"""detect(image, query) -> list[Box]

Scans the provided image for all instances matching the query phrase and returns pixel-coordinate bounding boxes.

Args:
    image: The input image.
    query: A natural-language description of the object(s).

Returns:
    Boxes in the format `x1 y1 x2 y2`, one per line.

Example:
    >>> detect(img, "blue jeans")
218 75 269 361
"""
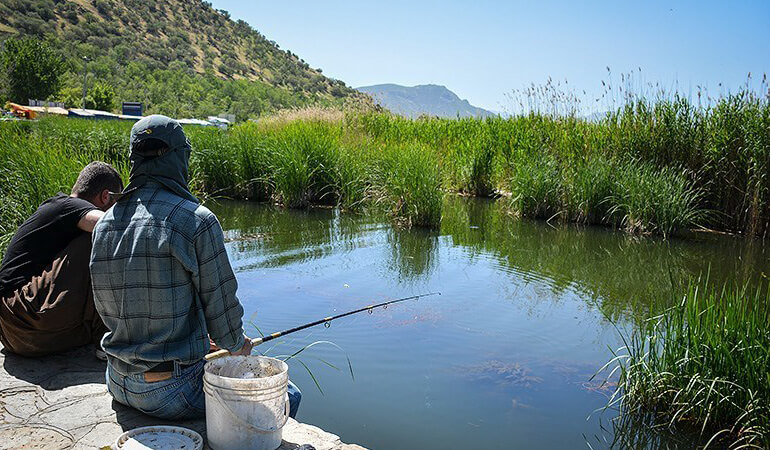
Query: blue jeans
107 360 302 420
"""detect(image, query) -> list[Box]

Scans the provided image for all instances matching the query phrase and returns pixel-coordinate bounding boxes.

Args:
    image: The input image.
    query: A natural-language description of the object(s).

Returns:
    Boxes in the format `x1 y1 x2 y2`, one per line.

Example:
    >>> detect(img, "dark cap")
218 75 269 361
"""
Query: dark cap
130 115 190 157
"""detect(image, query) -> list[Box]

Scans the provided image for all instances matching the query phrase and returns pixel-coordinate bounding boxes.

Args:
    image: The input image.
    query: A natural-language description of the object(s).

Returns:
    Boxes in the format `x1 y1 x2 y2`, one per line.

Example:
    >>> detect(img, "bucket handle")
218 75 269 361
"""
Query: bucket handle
210 388 290 434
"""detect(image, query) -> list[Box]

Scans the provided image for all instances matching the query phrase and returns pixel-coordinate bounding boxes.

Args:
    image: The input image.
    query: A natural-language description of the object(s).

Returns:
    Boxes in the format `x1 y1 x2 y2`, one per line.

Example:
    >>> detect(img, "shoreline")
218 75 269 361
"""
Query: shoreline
0 343 365 450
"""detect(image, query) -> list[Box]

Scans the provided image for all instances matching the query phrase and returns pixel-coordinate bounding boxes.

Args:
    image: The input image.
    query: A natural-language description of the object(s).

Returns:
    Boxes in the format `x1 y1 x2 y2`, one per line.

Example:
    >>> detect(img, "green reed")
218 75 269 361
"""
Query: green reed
357 88 769 237
600 281 770 448
1 86 767 252
0 119 131 250
372 143 443 228
0 115 446 256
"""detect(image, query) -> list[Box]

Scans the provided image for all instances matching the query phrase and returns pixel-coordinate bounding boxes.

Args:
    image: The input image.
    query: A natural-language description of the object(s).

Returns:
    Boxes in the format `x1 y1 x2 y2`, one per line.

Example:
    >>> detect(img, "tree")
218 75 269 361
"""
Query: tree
0 37 66 103
89 80 115 111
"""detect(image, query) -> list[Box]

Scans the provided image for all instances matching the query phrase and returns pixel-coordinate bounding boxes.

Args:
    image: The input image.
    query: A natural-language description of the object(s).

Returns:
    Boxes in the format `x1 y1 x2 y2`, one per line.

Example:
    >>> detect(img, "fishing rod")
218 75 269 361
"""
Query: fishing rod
205 292 441 361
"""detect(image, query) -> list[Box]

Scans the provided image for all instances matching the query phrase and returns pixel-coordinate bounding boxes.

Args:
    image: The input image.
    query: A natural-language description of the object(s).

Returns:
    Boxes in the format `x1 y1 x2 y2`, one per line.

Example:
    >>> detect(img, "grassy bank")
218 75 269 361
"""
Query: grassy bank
0 113 444 252
192 90 770 237
1 89 768 252
356 90 769 237
603 281 770 448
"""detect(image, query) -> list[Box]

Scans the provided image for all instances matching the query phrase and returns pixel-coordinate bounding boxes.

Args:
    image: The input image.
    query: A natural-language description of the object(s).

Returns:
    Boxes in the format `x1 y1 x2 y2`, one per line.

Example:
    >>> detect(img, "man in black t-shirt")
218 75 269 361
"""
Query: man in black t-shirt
0 161 123 356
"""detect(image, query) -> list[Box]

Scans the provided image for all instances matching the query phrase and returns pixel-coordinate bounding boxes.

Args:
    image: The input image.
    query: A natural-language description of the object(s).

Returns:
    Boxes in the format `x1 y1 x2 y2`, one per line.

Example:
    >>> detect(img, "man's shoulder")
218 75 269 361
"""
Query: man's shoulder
161 193 215 223
38 193 89 212
21 194 93 230
136 188 217 231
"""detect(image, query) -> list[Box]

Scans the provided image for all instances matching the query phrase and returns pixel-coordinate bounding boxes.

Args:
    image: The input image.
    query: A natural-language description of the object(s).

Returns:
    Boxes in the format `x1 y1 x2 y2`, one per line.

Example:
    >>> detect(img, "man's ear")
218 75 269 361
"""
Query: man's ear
100 189 112 208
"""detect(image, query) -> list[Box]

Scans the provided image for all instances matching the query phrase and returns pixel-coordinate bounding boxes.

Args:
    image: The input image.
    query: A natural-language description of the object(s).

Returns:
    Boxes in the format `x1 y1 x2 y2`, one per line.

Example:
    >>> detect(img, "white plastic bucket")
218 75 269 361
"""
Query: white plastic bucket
203 356 290 450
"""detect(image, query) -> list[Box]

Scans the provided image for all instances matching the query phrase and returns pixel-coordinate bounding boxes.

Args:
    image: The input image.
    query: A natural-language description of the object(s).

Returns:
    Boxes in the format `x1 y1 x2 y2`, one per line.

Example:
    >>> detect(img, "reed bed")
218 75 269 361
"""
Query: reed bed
355 89 769 237
0 114 446 255
1 87 767 253
602 281 770 448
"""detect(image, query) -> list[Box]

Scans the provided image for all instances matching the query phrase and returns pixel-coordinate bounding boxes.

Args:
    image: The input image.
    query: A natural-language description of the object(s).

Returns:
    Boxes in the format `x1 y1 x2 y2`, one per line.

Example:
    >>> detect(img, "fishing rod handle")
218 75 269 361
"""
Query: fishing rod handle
204 348 231 361
203 336 267 361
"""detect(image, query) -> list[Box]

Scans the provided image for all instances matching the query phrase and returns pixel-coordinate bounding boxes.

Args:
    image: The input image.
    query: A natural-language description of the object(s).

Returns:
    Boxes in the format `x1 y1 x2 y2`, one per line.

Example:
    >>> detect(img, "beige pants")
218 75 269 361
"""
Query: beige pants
0 233 107 356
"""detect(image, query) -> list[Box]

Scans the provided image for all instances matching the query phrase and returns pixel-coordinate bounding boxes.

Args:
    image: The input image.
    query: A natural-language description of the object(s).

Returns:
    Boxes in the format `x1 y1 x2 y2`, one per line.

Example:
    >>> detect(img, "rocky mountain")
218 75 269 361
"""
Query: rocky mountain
356 84 495 119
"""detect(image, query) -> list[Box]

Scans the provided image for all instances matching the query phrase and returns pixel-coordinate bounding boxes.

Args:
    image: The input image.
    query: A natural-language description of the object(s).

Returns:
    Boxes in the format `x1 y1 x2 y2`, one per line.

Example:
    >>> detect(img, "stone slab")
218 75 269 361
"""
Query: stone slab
0 344 365 450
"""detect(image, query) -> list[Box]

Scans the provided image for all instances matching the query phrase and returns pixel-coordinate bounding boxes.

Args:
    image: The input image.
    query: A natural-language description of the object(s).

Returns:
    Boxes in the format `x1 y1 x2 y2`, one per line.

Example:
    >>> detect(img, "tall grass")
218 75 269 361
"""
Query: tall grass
601 281 770 448
190 117 441 222
1 85 768 252
0 120 131 250
355 88 769 237
268 121 342 208
0 114 447 256
373 143 443 228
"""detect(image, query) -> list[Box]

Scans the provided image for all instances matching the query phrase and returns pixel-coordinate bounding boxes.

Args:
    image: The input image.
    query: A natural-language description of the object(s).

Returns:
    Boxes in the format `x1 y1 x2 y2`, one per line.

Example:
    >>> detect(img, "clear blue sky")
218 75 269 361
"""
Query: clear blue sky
209 0 769 112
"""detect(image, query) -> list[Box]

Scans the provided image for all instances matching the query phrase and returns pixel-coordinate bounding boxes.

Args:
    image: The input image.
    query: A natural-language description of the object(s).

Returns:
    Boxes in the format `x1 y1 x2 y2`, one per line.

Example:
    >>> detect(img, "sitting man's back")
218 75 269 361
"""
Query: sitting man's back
90 115 302 421
0 161 122 356
91 181 245 376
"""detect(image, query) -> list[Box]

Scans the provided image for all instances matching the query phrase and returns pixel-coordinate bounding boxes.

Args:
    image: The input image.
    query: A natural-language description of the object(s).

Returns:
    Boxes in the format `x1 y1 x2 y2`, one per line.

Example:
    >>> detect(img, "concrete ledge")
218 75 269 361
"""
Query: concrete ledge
0 344 365 450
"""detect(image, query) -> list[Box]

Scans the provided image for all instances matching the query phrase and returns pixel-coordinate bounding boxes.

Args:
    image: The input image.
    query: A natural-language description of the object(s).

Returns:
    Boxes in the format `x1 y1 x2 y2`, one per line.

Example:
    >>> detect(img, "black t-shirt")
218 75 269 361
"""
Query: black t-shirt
0 194 96 297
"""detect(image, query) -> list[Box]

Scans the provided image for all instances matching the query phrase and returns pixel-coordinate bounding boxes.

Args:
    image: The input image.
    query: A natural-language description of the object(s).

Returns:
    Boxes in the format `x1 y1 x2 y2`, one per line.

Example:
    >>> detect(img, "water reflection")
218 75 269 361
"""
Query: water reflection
210 196 769 323
213 201 384 271
387 228 440 283
440 197 769 320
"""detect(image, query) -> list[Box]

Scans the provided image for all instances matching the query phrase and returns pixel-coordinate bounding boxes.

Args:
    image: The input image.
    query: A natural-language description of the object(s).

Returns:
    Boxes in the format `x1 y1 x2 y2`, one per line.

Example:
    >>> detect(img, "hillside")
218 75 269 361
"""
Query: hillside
356 84 495 119
0 0 365 118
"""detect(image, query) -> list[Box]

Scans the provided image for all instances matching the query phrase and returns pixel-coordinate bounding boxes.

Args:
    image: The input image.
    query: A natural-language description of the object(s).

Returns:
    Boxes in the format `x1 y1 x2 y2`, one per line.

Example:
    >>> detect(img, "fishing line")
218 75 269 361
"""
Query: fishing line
206 292 441 361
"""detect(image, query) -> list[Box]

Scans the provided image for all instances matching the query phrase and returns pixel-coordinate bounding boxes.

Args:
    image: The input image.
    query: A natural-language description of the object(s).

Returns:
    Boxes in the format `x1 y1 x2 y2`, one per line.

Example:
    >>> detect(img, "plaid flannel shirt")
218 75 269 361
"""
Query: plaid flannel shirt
90 183 245 375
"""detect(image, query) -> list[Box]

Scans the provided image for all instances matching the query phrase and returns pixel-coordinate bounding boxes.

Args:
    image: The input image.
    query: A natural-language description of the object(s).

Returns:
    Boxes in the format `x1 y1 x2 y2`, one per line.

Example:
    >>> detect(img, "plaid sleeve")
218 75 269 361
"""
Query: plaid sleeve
193 212 245 353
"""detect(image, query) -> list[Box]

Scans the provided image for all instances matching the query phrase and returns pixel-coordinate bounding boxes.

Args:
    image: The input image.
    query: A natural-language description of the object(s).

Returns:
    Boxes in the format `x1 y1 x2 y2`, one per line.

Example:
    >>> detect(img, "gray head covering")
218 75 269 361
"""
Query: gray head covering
119 115 198 203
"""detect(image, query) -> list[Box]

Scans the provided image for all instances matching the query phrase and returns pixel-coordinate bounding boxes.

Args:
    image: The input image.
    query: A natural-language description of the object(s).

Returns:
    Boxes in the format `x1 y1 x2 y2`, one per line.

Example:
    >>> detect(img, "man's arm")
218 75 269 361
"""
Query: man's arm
77 210 104 232
193 212 248 354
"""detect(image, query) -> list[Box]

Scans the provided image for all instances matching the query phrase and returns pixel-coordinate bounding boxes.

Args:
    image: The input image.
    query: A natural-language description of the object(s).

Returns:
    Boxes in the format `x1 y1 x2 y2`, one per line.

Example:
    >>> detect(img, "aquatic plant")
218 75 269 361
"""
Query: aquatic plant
609 162 708 237
600 281 770 448
267 120 342 208
508 150 563 220
1 82 767 253
188 127 242 197
562 156 616 225
373 143 443 228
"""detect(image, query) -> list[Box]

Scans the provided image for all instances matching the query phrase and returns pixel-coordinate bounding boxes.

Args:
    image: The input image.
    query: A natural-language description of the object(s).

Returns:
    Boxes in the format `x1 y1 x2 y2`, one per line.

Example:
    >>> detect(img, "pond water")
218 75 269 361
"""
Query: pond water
209 197 769 450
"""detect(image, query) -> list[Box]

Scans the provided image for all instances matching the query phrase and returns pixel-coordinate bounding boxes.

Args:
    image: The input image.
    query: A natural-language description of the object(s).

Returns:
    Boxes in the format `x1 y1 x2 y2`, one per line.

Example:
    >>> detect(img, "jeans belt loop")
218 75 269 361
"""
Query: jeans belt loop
173 360 182 378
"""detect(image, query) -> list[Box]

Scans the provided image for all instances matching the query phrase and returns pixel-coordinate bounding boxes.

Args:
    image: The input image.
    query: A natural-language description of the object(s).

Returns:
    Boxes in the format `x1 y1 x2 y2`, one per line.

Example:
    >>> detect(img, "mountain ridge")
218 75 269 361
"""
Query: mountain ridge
356 83 495 119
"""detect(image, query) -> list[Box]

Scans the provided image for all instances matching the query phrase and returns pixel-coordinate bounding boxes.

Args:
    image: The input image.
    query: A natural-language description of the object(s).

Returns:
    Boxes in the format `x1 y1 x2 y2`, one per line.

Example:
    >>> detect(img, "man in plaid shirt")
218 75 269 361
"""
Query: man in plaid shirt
90 115 300 419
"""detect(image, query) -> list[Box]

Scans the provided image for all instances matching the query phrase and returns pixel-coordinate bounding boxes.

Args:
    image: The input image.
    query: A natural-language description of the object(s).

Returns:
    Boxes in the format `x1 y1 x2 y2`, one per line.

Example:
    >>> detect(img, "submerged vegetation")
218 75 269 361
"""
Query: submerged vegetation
602 281 770 448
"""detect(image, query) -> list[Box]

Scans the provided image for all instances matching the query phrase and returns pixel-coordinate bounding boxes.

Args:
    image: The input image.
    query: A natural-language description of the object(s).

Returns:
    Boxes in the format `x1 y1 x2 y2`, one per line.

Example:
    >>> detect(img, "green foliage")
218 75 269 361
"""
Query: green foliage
88 80 115 111
356 90 769 237
50 62 320 118
0 0 362 114
508 150 563 220
0 119 131 251
190 115 441 227
0 37 66 102
0 86 767 248
601 280 770 448
374 143 443 228
609 162 707 237
267 121 342 208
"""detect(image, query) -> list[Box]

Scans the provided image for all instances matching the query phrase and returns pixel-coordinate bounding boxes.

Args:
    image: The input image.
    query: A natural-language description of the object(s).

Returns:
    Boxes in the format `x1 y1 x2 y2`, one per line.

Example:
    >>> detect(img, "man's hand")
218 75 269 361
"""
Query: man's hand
230 335 253 356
